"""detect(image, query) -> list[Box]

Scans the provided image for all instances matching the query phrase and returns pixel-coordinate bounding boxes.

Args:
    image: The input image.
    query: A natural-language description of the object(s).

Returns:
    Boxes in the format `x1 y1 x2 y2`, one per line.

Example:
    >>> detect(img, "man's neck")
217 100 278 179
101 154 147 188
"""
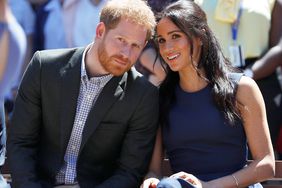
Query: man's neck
85 44 109 77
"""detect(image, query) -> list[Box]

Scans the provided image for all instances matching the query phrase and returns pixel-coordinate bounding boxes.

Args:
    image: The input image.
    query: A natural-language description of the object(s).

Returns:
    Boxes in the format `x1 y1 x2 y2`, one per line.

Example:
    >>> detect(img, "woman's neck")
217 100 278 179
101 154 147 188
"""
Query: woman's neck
178 67 208 92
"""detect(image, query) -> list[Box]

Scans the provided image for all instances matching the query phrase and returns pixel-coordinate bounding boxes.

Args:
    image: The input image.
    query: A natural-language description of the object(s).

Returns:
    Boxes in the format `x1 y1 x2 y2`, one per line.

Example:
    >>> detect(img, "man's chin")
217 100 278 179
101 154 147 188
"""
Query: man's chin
108 68 128 76
103 62 131 76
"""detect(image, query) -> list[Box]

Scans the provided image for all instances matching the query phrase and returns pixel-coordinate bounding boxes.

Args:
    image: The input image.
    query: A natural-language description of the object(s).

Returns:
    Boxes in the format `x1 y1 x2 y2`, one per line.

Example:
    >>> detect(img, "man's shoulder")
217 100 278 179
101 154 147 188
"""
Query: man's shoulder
35 47 84 62
27 47 85 75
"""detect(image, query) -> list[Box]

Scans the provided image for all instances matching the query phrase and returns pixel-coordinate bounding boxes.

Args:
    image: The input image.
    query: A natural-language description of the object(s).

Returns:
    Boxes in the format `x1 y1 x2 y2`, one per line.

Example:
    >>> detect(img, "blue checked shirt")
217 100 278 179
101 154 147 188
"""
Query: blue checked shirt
56 47 113 184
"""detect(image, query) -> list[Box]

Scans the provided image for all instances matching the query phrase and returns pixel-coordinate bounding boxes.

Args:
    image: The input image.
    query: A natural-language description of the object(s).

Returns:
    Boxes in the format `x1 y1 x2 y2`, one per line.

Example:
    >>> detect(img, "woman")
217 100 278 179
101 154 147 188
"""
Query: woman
142 0 274 187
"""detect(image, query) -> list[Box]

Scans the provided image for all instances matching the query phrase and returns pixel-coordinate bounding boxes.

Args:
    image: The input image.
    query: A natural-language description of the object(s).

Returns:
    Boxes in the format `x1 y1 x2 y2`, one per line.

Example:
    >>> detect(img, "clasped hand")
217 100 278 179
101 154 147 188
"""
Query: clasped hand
141 172 206 188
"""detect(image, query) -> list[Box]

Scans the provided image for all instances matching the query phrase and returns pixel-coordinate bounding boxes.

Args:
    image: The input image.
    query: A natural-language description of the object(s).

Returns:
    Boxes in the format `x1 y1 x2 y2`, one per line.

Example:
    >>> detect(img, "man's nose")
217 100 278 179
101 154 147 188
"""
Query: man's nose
120 45 131 58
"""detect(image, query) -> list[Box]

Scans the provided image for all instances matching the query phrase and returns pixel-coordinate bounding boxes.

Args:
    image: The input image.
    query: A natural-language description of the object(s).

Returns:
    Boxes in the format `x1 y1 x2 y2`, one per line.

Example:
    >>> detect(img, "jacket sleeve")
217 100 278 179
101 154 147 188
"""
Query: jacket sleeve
0 102 6 167
96 83 159 188
7 51 43 188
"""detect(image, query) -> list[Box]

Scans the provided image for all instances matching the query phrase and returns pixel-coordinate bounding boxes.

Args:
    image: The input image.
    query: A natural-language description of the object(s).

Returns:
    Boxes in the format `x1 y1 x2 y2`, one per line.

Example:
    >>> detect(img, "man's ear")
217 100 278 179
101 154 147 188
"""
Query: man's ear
96 22 106 39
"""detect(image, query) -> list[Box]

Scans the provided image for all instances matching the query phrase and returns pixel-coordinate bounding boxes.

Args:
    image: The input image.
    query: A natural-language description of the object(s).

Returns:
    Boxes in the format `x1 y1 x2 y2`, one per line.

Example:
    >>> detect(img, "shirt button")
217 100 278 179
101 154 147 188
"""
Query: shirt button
78 121 83 125
71 145 76 151
87 95 91 100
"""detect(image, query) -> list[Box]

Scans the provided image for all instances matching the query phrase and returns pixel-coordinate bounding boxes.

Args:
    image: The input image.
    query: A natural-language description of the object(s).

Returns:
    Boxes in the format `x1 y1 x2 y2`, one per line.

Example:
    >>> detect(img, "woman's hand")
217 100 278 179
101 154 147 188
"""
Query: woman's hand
140 177 160 188
170 171 206 188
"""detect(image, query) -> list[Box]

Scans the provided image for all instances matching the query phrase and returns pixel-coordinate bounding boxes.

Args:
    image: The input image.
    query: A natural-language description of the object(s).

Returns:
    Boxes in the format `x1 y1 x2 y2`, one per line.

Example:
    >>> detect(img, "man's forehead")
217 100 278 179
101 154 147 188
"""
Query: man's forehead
110 20 147 45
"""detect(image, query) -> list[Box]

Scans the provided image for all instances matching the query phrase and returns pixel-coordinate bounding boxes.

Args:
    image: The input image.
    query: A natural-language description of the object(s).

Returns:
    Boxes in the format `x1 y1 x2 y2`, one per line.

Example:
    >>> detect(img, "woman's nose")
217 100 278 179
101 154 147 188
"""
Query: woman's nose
163 41 175 52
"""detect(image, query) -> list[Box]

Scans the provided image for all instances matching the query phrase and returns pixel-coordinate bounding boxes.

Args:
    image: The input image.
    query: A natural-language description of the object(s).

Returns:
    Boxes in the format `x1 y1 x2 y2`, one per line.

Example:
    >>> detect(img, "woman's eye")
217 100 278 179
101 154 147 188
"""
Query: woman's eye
158 38 165 44
172 34 181 39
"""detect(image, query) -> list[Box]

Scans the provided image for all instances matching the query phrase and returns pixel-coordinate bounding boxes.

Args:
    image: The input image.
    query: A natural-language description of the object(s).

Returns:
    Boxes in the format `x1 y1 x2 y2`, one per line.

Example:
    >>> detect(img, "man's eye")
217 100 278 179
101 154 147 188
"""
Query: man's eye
118 37 125 42
132 43 140 49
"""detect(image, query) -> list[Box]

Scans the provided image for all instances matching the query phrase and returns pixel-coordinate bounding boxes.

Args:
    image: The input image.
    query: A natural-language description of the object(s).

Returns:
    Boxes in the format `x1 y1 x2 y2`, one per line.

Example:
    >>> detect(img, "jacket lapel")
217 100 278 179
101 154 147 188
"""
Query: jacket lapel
59 48 84 155
79 72 128 152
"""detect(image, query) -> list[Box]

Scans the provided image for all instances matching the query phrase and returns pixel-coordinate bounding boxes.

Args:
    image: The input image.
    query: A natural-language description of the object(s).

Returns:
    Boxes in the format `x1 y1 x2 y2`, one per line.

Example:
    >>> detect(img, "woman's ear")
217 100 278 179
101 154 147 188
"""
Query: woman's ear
192 37 203 64
194 37 203 47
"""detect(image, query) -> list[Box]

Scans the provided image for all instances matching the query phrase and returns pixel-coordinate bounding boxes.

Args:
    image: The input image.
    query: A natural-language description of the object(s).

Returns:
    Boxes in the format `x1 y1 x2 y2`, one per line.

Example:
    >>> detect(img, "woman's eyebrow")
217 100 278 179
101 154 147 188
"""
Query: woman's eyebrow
157 30 183 38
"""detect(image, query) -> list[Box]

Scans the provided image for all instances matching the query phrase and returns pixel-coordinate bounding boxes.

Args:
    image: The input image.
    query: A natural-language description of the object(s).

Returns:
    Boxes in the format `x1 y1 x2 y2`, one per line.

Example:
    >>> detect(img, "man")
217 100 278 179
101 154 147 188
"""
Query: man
7 0 158 187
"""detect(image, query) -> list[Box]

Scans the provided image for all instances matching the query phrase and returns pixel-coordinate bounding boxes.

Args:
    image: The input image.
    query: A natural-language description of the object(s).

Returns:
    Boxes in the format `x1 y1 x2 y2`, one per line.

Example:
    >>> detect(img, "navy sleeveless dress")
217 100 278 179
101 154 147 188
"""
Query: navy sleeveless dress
162 75 262 187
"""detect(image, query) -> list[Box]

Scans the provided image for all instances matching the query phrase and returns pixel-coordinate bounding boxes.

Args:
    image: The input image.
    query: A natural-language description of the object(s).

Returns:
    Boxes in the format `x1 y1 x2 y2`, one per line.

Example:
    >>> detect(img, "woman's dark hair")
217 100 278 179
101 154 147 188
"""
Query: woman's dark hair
156 0 241 126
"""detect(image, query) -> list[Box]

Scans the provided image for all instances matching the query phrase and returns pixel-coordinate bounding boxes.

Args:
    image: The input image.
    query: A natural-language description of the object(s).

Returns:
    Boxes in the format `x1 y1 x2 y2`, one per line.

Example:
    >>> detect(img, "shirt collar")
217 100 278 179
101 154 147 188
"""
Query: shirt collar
81 44 90 81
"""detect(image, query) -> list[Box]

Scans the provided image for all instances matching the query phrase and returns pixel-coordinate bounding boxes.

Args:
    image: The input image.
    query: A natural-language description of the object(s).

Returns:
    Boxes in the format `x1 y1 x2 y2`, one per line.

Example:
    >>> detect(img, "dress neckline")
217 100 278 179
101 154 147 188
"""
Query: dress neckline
177 83 210 94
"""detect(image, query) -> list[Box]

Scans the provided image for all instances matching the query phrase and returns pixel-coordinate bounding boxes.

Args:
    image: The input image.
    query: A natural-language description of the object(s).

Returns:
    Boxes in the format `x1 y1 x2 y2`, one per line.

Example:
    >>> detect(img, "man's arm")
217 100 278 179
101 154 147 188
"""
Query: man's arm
7 52 43 188
97 84 159 188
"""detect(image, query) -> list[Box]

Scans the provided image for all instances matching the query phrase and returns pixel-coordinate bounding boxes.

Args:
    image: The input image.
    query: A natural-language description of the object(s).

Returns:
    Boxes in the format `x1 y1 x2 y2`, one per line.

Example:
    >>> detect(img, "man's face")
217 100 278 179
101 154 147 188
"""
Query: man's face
97 18 147 76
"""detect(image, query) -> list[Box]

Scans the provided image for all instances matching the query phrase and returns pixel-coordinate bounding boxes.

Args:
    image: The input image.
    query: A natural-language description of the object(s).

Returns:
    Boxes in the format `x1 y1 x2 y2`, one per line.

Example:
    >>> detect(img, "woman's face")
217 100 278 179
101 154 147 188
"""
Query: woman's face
156 17 201 72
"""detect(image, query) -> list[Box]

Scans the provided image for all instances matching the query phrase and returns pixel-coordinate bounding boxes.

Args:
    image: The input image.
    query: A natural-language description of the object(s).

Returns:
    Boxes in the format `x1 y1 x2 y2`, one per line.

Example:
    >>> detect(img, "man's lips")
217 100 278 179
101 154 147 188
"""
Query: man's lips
114 57 129 66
